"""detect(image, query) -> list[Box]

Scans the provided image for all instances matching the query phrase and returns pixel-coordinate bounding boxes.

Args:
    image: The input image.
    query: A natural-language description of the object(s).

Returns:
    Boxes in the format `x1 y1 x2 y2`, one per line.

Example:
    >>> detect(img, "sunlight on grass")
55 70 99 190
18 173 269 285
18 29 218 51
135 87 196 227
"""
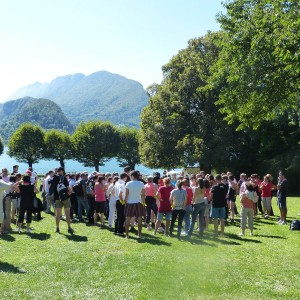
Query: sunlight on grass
1 197 300 299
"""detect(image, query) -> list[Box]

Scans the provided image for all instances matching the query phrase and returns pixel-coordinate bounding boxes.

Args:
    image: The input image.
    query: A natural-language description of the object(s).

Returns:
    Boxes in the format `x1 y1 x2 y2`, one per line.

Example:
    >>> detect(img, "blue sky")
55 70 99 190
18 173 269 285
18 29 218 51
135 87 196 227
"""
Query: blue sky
0 0 224 101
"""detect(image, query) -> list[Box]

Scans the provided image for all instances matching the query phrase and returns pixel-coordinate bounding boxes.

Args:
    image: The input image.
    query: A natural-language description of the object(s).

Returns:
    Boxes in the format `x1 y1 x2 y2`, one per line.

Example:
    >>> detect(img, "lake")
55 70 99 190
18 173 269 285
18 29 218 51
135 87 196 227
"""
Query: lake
0 147 166 175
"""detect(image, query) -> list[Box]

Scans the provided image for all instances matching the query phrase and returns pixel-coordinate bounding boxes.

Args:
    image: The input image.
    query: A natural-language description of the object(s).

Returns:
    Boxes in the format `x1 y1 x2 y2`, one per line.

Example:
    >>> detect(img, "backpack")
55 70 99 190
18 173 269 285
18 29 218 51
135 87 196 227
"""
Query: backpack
73 181 83 196
57 176 69 201
290 220 300 231
86 181 95 197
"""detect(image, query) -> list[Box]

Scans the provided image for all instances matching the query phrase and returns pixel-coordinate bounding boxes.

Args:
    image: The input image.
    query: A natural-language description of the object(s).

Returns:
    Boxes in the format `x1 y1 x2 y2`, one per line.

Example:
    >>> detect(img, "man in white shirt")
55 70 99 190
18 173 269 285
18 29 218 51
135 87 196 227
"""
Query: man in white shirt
124 171 145 239
44 171 55 214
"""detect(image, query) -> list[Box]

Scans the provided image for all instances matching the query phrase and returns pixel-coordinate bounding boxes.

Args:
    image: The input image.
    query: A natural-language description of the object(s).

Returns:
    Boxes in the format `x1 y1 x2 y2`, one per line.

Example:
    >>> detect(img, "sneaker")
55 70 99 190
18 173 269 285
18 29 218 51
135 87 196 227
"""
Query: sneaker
250 232 253 236
277 219 282 223
147 226 152 231
239 232 244 236
264 215 269 219
68 227 74 234
26 229 32 234
280 221 286 225
158 226 165 233
18 228 22 233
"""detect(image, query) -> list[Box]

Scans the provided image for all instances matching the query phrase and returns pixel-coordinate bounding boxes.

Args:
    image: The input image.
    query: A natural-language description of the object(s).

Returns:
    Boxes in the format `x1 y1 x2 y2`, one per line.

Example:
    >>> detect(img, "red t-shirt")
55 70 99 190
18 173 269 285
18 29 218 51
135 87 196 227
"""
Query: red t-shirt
183 186 193 205
260 182 274 197
157 185 174 213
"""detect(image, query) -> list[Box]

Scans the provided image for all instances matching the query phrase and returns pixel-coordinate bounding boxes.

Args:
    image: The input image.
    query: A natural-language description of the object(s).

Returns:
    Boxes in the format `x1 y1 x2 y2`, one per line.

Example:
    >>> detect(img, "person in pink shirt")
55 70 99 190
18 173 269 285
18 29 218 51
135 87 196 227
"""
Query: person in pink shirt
94 176 106 227
144 176 158 231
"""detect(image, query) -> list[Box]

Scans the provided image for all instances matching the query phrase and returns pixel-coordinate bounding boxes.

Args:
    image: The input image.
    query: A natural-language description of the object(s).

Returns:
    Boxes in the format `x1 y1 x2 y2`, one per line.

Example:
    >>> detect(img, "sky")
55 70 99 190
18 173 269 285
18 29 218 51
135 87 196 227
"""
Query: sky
0 0 225 101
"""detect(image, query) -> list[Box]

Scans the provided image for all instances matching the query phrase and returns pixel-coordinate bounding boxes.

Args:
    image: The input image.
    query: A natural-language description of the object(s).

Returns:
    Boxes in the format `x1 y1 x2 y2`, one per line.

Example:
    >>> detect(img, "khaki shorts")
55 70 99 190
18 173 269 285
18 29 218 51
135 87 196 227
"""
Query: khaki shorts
55 198 71 209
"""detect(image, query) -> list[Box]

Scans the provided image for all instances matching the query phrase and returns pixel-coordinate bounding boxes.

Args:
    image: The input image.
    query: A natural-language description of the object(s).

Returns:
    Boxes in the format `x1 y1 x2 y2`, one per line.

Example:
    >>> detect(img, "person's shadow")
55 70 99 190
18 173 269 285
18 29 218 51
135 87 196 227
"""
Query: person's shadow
0 261 26 273
63 233 88 242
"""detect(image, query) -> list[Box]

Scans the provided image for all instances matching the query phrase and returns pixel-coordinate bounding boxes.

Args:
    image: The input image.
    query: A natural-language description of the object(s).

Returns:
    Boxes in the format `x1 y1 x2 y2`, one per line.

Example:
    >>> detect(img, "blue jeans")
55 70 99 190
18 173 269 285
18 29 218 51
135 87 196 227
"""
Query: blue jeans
188 202 206 237
77 196 89 220
184 204 192 233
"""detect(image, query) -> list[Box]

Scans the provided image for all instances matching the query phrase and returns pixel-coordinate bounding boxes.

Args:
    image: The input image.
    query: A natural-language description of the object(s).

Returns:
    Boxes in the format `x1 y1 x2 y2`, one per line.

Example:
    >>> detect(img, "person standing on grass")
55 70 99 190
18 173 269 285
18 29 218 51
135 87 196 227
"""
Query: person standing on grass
210 174 227 237
94 176 106 227
154 177 174 236
107 176 119 228
144 176 158 231
14 175 39 234
188 178 206 238
277 172 288 225
239 182 258 236
260 175 275 219
124 171 145 239
169 181 187 238
182 178 193 235
50 167 74 234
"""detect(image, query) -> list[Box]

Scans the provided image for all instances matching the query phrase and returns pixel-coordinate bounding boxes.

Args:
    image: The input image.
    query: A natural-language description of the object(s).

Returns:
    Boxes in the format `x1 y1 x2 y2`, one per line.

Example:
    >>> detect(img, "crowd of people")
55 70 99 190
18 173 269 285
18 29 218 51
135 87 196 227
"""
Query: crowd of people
0 164 288 239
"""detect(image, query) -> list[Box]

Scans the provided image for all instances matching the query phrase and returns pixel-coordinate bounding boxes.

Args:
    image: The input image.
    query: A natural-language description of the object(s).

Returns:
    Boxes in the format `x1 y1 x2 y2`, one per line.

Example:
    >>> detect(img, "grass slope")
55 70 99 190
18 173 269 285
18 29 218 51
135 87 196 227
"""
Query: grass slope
1 197 300 300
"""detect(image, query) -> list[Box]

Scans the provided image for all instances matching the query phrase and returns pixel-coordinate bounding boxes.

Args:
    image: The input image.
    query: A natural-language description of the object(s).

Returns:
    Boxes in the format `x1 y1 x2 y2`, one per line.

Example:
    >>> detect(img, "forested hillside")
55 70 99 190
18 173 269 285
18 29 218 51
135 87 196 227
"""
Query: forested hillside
0 97 74 142
8 71 149 127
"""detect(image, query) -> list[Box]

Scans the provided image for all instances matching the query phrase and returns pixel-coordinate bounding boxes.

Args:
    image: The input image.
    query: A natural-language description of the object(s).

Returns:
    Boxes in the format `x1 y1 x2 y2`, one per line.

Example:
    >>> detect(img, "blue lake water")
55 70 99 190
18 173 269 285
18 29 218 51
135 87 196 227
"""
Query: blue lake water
0 147 165 175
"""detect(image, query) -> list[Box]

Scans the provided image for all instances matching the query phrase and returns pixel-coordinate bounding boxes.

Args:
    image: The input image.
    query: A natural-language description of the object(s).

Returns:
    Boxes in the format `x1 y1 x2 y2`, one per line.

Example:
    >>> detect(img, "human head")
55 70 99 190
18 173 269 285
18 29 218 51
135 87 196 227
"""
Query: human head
130 170 139 179
22 175 31 183
120 172 128 181
147 176 153 183
124 166 131 174
196 178 204 189
163 177 171 186
177 180 184 189
13 165 19 172
215 174 222 182
98 176 105 183
57 167 65 175
246 182 254 191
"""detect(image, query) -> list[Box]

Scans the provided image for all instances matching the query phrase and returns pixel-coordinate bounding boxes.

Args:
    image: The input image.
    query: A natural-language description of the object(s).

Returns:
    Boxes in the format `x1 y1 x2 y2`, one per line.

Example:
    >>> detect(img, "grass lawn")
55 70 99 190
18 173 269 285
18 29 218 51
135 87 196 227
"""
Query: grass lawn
1 197 300 300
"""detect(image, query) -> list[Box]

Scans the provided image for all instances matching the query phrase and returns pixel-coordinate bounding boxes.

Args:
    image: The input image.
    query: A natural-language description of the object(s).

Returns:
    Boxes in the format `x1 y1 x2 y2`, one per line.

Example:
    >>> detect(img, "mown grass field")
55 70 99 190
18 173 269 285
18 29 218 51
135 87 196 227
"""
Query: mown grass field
1 197 300 300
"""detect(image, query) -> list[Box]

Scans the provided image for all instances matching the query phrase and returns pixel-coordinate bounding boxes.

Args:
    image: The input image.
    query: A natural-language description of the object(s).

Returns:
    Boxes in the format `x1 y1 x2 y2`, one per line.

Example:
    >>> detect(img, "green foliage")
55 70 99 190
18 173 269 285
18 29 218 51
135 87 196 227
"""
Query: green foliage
214 0 300 129
72 121 120 171
7 123 45 167
117 127 140 170
0 97 74 142
0 136 3 156
44 129 73 168
140 32 243 171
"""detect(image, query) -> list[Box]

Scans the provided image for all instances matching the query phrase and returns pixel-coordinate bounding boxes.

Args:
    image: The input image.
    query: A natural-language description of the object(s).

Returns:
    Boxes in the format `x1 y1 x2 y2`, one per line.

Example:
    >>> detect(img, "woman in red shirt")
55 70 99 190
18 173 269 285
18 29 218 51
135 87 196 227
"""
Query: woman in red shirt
154 177 174 236
260 174 275 218
94 176 106 227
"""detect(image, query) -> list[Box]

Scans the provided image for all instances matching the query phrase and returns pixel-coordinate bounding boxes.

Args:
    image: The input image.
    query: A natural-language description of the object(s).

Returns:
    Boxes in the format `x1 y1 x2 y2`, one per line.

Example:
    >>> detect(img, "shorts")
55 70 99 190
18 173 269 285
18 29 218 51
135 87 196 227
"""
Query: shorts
157 212 172 221
125 203 145 218
95 201 106 213
262 197 272 210
210 206 226 219
277 198 287 209
55 198 71 209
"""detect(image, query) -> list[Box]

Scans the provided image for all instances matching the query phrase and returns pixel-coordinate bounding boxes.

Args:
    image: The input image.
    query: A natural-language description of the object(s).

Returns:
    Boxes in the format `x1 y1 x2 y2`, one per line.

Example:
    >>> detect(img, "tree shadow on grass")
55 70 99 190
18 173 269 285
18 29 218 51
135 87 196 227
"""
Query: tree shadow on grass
0 261 26 273
128 234 172 246
0 234 16 242
185 237 218 247
63 233 88 242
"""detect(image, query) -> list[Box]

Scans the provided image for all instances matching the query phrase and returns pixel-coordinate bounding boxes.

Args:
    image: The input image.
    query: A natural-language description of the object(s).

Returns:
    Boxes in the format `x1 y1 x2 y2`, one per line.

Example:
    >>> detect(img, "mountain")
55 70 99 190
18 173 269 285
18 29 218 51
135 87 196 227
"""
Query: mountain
8 71 149 127
0 97 74 142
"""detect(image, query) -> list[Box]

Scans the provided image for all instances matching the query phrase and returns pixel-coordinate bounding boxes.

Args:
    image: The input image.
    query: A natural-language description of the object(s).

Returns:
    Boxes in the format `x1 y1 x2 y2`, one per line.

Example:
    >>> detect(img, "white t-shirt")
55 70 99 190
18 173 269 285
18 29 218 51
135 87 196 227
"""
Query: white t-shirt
126 180 144 204
115 179 126 201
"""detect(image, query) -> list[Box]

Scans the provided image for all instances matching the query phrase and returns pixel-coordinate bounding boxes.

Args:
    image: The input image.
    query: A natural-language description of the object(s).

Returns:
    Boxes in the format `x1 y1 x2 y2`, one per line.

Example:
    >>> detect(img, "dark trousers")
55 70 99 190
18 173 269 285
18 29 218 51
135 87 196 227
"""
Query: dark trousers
115 200 125 234
87 196 95 223
170 209 185 236
145 197 158 224
18 206 33 224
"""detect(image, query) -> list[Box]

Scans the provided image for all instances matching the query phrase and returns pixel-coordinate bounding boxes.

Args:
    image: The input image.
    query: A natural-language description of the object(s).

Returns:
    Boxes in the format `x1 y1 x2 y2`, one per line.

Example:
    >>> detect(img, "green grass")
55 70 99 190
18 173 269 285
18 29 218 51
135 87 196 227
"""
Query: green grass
1 197 300 300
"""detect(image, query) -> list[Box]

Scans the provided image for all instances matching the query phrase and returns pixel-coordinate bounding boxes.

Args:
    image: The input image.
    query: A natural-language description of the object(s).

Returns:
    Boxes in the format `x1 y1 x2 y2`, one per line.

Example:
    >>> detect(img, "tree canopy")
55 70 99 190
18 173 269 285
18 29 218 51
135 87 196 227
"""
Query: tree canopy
44 129 73 169
7 123 45 168
117 127 140 170
214 0 300 129
71 121 120 171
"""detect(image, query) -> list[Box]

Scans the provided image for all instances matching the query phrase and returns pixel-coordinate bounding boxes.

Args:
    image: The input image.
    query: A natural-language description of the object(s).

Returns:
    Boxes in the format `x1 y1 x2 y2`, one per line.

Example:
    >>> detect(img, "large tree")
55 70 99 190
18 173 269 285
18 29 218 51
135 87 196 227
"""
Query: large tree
71 121 120 171
215 0 300 129
0 137 4 156
117 127 140 170
140 32 243 172
44 129 73 169
8 123 45 168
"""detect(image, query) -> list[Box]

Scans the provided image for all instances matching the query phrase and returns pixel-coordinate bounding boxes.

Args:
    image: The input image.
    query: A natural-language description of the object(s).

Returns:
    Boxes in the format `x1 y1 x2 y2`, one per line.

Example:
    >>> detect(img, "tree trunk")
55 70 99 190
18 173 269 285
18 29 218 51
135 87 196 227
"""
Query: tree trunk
59 159 65 169
94 160 99 172
28 160 33 168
